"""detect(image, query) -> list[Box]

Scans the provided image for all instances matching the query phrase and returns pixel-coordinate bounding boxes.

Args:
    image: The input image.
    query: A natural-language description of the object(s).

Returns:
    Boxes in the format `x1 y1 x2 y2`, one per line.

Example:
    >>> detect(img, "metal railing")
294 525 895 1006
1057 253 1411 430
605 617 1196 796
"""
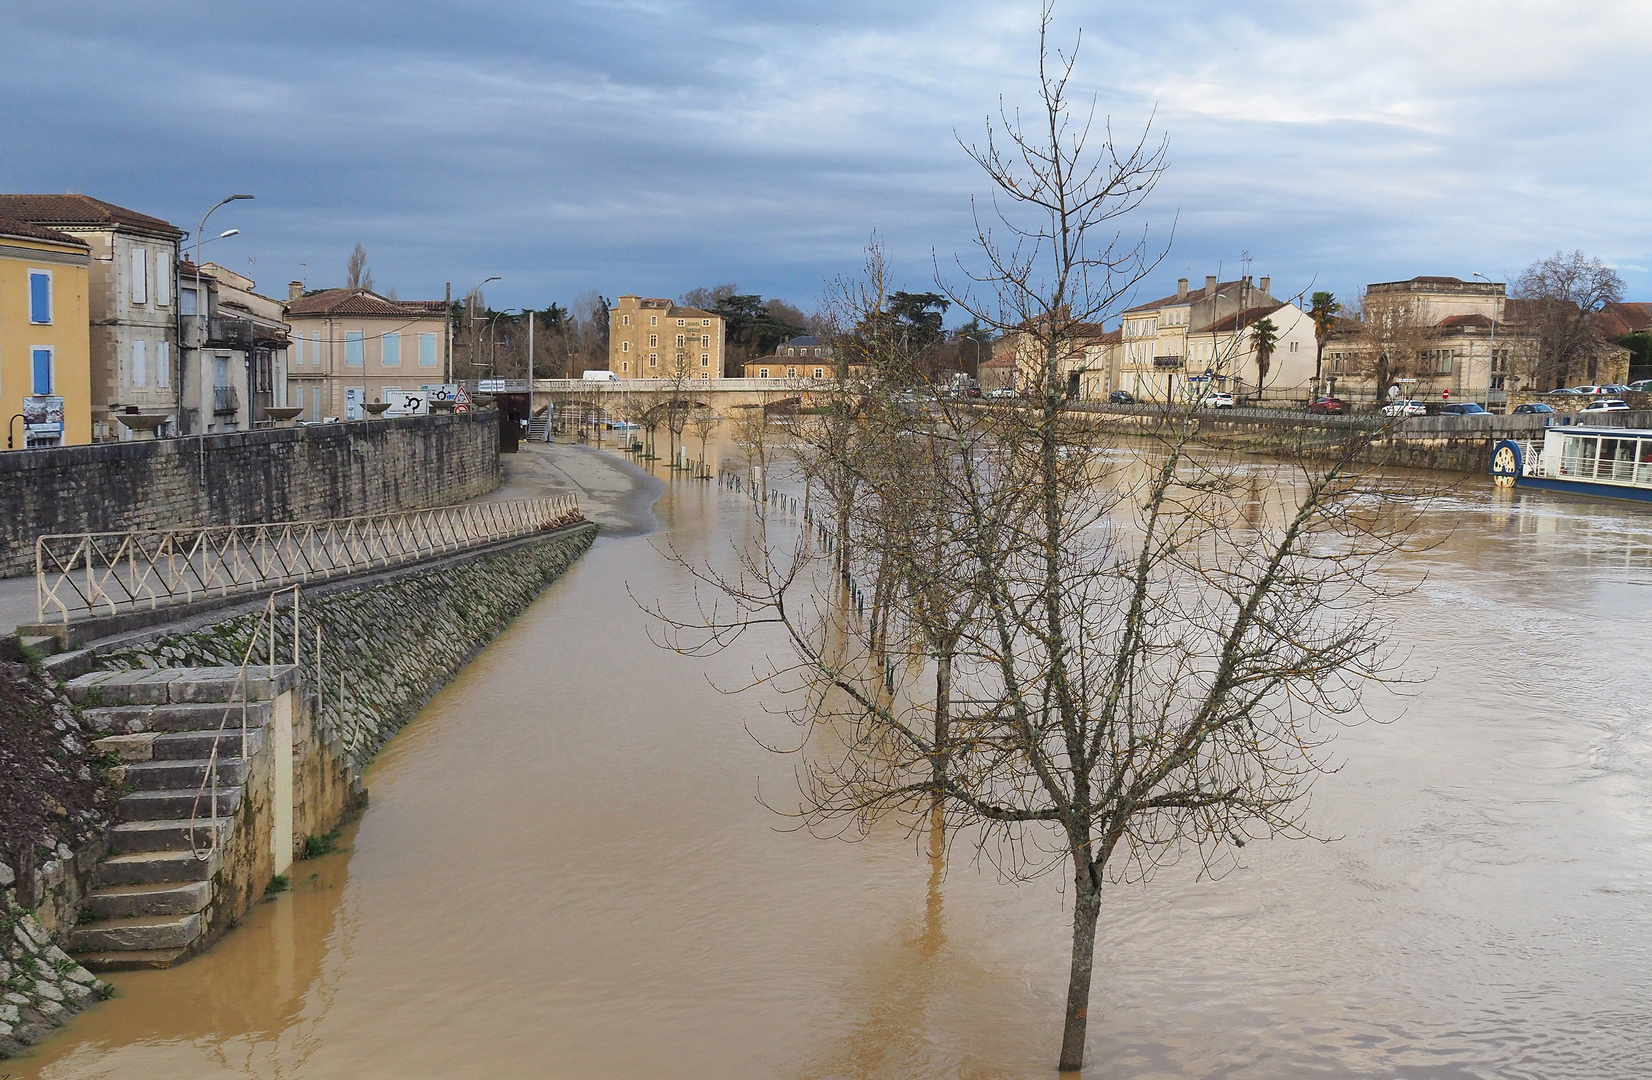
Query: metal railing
36 494 583 624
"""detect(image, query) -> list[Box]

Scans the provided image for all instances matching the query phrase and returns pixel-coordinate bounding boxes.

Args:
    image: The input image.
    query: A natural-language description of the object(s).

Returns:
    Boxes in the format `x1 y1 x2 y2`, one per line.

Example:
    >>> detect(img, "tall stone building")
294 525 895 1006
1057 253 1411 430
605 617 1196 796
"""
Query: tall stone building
608 296 725 378
0 194 184 440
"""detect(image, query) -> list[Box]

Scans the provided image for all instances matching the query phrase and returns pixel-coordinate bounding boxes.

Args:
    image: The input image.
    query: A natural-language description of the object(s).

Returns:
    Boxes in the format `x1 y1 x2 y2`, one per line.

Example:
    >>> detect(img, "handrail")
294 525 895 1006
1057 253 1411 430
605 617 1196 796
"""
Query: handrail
35 495 583 624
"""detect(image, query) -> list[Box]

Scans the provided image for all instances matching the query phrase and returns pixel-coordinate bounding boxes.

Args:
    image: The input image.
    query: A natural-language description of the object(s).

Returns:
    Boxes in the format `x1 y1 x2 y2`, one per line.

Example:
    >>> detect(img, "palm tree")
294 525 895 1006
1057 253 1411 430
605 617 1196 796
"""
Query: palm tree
1309 291 1342 396
1250 317 1278 400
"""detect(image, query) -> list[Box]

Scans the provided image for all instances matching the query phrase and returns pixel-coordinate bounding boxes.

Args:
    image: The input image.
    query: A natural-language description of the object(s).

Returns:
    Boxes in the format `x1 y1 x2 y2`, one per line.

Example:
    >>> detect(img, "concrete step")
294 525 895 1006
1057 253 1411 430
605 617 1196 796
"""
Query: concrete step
69 913 202 953
108 817 233 855
151 728 265 761
117 786 242 821
19 634 58 656
72 947 190 972
66 664 298 706
87 880 212 920
85 698 273 735
95 849 219 887
124 757 247 792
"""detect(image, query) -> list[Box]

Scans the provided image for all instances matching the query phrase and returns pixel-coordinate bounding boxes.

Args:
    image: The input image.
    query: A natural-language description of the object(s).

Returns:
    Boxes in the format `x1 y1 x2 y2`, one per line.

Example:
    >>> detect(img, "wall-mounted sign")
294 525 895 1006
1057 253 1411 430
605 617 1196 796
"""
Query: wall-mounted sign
420 383 459 403
383 390 428 417
344 386 365 421
24 395 64 434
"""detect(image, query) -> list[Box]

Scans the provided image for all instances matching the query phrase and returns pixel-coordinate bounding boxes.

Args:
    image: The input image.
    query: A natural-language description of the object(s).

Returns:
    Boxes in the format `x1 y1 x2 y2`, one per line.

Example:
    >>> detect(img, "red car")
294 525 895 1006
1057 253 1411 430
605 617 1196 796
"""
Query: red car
1307 396 1347 414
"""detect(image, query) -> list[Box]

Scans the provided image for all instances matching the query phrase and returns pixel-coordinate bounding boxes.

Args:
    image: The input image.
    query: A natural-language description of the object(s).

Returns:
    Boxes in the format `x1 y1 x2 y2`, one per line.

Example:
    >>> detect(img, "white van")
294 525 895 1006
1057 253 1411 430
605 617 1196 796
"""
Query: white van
582 370 619 382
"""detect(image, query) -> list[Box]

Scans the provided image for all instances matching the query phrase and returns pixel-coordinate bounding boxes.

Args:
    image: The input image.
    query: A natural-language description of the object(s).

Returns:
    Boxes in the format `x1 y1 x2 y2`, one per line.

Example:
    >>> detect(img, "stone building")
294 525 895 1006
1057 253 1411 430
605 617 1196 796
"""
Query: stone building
177 262 290 433
1321 276 1630 404
0 216 93 446
0 194 185 440
742 335 833 379
1116 275 1316 403
285 287 450 421
608 295 725 379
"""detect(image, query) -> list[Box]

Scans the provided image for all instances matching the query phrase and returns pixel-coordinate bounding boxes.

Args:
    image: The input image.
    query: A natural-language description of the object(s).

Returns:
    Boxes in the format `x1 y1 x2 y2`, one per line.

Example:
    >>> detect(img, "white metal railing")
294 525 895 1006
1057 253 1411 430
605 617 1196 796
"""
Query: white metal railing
36 495 583 624
534 378 824 392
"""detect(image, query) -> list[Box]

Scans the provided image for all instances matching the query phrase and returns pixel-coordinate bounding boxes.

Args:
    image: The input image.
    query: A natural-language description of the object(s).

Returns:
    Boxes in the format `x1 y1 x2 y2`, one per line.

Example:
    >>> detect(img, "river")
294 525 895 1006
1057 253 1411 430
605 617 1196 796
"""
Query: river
13 440 1652 1079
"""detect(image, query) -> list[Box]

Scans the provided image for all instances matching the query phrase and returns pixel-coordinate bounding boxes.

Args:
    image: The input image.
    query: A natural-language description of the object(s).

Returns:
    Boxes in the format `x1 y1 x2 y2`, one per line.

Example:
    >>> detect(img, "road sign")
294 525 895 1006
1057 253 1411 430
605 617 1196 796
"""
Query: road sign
383 390 428 417
453 385 471 415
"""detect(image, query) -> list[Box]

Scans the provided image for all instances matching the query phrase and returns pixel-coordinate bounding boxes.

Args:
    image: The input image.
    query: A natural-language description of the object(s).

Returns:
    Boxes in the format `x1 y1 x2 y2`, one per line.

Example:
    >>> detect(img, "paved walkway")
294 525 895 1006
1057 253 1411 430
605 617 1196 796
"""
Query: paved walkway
1 440 660 634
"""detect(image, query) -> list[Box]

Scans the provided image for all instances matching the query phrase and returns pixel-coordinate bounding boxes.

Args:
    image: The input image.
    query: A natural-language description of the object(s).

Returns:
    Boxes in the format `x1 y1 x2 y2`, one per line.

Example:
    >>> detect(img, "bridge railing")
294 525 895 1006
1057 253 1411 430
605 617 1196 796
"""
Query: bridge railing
35 494 583 624
534 377 825 392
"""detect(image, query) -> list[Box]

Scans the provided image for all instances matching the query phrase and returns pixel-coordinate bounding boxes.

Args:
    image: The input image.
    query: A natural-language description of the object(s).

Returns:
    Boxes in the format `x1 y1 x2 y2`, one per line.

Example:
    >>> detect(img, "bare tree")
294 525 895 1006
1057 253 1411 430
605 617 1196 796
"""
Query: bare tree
688 405 719 469
1355 288 1435 405
644 8 1427 1073
345 243 373 292
1512 250 1625 390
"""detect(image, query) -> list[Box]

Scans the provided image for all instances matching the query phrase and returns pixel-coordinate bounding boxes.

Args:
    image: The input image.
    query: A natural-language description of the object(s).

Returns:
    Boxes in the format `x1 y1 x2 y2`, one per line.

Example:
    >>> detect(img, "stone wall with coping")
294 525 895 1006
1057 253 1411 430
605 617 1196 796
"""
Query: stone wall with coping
0 409 501 577
96 523 597 767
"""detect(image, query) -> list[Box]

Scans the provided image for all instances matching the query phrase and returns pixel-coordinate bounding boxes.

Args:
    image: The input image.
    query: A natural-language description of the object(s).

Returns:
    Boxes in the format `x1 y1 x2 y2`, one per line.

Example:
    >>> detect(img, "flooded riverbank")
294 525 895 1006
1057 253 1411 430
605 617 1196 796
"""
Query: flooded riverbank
14 442 1652 1078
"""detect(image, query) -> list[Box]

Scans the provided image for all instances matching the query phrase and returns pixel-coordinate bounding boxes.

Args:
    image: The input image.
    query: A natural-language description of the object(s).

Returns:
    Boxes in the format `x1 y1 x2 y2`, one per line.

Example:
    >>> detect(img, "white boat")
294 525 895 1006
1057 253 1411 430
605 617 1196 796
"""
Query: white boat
1490 427 1652 503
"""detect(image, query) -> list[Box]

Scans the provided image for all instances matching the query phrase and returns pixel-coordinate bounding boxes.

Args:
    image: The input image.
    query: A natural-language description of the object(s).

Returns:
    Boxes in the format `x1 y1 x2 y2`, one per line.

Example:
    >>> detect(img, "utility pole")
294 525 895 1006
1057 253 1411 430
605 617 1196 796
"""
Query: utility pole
528 309 535 440
444 281 452 384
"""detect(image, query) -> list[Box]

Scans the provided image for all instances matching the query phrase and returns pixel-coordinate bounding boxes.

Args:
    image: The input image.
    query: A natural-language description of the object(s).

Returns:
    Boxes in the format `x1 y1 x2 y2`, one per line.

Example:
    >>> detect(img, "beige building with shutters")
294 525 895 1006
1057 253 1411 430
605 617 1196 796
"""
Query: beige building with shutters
285 287 450 421
0 194 185 440
608 295 725 378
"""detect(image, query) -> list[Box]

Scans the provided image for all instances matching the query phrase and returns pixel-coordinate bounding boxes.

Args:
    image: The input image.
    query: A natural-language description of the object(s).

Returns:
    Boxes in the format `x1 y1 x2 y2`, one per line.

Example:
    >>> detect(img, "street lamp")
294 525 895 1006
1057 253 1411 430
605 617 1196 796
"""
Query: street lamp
458 275 501 383
191 194 251 484
1473 271 1501 396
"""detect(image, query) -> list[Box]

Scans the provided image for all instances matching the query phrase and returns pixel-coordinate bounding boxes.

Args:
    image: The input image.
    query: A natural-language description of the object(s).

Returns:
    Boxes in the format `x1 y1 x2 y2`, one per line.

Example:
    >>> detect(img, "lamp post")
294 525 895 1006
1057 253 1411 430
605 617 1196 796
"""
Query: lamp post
1473 271 1500 399
192 194 251 487
459 276 500 384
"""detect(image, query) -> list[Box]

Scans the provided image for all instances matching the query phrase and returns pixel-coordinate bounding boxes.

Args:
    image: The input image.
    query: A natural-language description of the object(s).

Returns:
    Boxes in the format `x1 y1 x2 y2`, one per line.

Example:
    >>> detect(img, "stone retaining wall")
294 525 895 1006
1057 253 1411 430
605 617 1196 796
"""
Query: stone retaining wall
0 410 502 576
0 873 105 1058
96 523 597 766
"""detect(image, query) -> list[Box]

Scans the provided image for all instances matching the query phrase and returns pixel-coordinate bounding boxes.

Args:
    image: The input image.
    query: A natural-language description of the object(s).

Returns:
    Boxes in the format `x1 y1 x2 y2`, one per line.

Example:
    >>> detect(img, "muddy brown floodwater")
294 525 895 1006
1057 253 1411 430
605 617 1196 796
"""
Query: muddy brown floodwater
14 442 1652 1079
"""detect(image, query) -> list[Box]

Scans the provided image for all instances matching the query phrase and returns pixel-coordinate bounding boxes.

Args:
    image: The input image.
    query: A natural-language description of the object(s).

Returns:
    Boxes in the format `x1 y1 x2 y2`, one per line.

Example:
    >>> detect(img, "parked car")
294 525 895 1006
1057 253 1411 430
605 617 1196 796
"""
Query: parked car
1601 384 1632 394
1548 387 1582 395
1580 398 1630 413
967 384 983 398
1380 398 1427 416
1629 379 1652 393
1307 396 1347 414
986 387 1018 399
1439 403 1490 415
1201 392 1235 409
1108 390 1135 404
1569 384 1607 395
1512 402 1555 414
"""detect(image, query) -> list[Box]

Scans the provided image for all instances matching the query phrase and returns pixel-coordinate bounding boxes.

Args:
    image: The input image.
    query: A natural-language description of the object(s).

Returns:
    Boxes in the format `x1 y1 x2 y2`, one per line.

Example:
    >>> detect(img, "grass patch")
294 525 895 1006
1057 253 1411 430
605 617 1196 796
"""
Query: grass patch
301 825 345 860
265 874 290 894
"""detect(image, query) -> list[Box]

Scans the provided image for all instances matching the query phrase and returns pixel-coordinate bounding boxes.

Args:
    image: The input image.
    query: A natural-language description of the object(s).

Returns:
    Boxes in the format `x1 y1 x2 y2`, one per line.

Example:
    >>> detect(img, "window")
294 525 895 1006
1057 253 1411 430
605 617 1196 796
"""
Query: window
701 353 709 366
419 332 437 367
179 287 197 316
622 314 631 326
649 354 658 367
675 334 685 347
293 334 304 366
813 367 824 379
313 332 322 367
28 270 51 323
346 332 364 366
758 367 770 379
382 332 401 366
130 248 147 304
649 315 657 326
787 367 797 378
621 360 629 373
677 318 685 326
622 341 631 353
701 318 710 327
1436 349 1453 374
155 250 172 306
132 340 147 387
701 335 710 348
648 334 658 348
157 341 170 387
31 347 52 395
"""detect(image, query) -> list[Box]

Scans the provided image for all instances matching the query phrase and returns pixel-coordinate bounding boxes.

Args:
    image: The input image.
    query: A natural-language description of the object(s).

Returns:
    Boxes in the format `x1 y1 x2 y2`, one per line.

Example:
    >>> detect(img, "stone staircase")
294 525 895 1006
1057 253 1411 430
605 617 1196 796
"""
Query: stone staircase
63 665 297 971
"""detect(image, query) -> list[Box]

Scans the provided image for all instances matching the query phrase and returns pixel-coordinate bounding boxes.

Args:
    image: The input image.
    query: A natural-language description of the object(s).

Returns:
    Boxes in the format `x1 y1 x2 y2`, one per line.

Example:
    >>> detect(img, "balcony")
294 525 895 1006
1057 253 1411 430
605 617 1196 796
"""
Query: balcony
213 385 240 415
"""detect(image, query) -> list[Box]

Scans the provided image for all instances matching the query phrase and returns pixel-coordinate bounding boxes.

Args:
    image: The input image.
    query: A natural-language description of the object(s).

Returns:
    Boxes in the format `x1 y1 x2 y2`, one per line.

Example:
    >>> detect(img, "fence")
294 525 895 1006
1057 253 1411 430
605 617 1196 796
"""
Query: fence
35 494 583 624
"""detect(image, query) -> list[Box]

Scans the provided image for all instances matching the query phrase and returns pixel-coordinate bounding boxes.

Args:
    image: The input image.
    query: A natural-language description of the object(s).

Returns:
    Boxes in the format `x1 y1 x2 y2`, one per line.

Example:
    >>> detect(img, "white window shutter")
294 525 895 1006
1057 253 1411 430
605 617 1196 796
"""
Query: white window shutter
155 251 172 306
157 341 170 386
133 339 148 387
130 249 148 305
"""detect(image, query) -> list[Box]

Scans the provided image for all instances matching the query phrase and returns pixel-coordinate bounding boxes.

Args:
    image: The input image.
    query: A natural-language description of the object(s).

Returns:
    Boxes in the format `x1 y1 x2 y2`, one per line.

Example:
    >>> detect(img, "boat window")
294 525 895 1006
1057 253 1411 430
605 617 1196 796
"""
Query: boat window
1561 435 1596 477
1599 438 1636 482
1638 440 1652 485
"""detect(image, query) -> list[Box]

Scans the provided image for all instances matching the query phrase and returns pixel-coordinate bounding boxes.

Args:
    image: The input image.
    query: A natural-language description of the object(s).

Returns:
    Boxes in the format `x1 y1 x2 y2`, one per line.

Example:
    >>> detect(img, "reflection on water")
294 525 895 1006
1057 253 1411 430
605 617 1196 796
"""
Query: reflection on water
14 443 1652 1078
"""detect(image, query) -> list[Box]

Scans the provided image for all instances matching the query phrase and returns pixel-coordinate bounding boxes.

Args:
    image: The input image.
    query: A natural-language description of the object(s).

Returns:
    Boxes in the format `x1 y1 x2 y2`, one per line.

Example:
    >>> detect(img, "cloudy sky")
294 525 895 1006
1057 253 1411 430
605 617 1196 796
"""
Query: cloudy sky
4 1 1649 323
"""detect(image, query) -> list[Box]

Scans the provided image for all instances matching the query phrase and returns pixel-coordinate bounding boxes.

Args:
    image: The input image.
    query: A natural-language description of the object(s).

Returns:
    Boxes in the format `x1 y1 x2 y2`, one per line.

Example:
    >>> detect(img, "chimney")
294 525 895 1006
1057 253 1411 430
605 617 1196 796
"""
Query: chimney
1259 276 1270 295
288 281 303 302
1177 278 1188 300
1205 275 1217 294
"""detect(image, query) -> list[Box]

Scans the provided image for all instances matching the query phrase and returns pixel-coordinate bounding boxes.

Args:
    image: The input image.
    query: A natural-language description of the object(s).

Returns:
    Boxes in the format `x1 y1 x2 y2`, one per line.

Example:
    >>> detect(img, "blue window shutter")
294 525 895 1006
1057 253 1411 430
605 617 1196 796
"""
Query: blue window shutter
346 332 364 366
29 272 51 323
32 348 52 394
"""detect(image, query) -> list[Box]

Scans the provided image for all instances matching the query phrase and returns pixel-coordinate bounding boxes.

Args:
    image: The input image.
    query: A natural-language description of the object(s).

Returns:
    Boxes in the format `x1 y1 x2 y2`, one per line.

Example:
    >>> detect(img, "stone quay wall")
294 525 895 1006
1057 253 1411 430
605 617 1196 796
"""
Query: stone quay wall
0 410 501 577
0 874 106 1058
97 523 597 768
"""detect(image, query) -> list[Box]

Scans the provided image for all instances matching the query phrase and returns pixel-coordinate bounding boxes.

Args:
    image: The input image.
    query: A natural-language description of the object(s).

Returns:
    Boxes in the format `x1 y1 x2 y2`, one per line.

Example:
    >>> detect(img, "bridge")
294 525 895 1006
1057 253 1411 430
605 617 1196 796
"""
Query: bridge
520 377 835 422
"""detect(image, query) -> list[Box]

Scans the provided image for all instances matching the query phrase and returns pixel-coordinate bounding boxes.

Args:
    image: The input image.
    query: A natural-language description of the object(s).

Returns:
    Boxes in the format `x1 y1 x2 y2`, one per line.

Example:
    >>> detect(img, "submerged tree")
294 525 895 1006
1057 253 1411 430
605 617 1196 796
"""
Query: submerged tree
646 7 1426 1072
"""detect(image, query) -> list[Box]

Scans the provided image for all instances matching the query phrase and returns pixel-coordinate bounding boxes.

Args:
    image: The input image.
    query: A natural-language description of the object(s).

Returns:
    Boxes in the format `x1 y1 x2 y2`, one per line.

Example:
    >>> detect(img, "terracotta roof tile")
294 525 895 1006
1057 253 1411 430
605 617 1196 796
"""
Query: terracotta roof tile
1125 279 1251 314
1201 303 1286 333
0 194 183 238
286 288 444 317
0 215 89 248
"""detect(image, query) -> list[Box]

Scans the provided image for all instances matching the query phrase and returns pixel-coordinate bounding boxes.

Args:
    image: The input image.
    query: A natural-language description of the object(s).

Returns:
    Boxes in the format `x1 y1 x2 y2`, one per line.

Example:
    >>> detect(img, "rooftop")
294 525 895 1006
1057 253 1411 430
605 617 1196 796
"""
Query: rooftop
0 194 184 238
287 288 445 317
0 215 89 248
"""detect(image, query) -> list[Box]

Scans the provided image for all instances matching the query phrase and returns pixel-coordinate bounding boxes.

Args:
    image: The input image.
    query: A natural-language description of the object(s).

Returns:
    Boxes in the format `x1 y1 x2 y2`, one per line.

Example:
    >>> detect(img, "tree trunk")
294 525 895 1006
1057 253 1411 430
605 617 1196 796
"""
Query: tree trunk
1058 876 1103 1072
